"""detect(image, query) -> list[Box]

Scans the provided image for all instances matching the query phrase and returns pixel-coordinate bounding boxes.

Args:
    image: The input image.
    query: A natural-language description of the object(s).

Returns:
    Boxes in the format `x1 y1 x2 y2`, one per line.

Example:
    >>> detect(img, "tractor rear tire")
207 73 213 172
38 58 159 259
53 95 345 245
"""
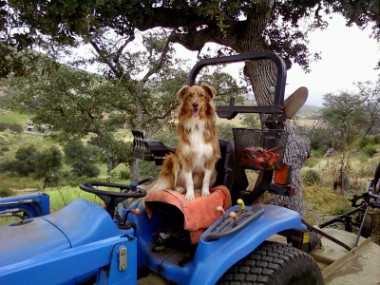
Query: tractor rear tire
217 241 324 285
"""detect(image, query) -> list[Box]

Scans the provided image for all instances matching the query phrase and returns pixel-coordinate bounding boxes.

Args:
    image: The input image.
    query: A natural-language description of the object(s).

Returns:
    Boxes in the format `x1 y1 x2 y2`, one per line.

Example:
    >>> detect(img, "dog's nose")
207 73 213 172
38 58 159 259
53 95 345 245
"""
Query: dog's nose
192 102 198 109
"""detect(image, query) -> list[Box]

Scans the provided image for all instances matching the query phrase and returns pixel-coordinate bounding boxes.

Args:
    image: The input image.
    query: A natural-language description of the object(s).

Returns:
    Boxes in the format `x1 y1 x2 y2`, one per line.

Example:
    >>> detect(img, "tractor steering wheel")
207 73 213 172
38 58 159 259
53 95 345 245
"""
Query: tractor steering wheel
79 178 150 218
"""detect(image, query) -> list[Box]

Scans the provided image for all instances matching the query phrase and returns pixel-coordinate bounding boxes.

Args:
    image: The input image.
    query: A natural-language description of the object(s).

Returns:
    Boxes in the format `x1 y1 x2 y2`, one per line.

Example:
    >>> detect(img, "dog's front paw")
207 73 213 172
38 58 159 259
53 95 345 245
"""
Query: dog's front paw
175 186 186 194
185 190 195 201
201 188 210 197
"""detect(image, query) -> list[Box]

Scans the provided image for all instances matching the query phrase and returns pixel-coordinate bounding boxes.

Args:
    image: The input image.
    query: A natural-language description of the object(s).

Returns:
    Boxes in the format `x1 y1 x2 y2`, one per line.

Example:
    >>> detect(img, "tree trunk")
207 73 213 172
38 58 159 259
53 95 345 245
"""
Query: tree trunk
236 6 310 215
241 47 310 216
129 158 140 182
279 131 310 216
244 61 309 215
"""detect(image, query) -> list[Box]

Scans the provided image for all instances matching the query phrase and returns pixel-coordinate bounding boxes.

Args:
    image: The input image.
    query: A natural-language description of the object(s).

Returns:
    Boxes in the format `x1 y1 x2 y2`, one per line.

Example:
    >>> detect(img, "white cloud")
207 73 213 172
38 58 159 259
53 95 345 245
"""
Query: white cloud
286 14 379 106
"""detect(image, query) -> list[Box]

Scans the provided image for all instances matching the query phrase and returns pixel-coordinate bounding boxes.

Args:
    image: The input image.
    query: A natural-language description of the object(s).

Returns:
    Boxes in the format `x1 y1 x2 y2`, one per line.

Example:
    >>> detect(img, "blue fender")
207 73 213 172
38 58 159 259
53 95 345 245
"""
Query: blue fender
0 193 50 218
186 204 306 285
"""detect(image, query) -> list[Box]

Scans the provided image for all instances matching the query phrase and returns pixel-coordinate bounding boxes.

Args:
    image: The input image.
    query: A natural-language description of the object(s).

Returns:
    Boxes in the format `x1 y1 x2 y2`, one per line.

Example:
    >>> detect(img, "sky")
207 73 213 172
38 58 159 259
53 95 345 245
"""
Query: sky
174 14 379 107
285 14 379 106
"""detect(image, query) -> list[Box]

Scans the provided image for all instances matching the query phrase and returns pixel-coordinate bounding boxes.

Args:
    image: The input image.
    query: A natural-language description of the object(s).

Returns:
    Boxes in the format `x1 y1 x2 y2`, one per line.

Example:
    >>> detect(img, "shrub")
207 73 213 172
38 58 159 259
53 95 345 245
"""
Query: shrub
0 122 23 133
302 169 321 186
139 159 160 179
9 123 23 133
309 127 332 152
34 146 63 189
303 157 318 168
11 145 38 176
0 160 13 173
0 123 6 132
0 187 15 197
119 170 130 180
71 163 100 178
1 146 10 153
108 171 118 179
63 139 101 178
361 143 376 157
67 176 101 187
309 148 325 158
373 134 380 144
359 136 374 148
358 153 369 163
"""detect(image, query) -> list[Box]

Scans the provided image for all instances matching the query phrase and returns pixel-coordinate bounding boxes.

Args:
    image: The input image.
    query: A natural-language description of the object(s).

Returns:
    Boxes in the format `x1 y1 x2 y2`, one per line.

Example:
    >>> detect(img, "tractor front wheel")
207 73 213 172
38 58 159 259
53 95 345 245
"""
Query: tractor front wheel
217 241 323 285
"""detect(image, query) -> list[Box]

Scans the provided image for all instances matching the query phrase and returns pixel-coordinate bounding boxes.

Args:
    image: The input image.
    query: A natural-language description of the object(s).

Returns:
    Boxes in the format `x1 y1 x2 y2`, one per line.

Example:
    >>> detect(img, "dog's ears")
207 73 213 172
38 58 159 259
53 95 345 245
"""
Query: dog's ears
176 85 190 100
176 84 217 99
201 84 217 99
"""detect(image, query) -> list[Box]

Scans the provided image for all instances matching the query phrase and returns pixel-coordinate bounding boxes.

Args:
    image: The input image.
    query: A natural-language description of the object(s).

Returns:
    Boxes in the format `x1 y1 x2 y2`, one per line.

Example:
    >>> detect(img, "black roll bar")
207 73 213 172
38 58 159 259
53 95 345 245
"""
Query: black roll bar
186 52 287 119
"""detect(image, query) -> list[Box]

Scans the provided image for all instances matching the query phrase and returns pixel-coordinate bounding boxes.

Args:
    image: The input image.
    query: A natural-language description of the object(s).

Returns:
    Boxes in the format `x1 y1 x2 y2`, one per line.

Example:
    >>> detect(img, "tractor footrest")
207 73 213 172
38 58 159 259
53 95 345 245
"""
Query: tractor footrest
203 205 264 241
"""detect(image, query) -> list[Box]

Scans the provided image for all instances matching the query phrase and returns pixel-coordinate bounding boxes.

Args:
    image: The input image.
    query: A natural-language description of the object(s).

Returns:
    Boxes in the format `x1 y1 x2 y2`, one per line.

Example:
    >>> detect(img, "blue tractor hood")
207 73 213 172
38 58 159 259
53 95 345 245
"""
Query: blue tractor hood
0 199 120 268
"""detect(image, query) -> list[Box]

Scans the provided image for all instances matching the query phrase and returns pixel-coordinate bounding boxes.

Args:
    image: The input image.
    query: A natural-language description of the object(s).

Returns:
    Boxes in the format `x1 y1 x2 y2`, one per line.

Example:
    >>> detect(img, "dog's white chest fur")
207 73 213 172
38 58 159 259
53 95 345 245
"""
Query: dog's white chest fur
184 118 213 169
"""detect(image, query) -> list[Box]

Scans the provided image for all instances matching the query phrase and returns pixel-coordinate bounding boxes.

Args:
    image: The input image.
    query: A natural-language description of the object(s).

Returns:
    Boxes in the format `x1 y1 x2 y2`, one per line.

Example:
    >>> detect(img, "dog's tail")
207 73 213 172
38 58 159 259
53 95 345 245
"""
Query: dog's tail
148 177 174 192
128 177 172 210
148 153 177 191
130 154 177 209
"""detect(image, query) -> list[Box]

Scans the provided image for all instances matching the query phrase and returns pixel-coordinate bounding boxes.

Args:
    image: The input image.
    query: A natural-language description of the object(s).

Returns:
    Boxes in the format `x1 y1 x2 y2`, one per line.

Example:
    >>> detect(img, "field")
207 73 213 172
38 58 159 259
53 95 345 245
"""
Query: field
1 107 379 229
0 109 31 125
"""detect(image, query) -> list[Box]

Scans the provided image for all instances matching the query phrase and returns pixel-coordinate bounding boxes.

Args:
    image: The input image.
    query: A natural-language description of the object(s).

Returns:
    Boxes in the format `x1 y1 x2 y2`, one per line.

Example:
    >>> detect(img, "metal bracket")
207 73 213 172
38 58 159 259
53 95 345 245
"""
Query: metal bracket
118 247 127 271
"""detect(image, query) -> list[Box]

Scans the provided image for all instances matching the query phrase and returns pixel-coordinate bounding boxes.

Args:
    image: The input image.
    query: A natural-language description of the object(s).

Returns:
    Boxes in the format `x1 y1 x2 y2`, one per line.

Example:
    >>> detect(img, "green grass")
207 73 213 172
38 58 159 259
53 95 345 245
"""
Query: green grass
43 186 104 212
0 111 31 125
303 184 352 224
0 186 104 225
0 173 43 190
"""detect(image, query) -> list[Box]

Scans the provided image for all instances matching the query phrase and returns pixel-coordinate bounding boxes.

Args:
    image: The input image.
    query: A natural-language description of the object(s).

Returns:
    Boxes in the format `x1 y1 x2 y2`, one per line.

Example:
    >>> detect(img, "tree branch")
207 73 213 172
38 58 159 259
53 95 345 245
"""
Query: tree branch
133 7 206 31
89 40 122 78
141 30 174 84
145 105 177 136
168 23 240 52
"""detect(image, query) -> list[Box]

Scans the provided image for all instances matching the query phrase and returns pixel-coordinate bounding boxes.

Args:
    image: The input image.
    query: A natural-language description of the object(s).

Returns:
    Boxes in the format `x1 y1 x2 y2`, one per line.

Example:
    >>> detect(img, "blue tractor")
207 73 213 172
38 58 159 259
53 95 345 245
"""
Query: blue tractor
0 52 341 285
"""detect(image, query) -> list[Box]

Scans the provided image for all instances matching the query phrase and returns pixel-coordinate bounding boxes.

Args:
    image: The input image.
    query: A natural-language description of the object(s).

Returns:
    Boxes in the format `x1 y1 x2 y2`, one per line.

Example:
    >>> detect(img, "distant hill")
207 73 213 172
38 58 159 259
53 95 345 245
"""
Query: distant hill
290 104 322 128
295 104 322 120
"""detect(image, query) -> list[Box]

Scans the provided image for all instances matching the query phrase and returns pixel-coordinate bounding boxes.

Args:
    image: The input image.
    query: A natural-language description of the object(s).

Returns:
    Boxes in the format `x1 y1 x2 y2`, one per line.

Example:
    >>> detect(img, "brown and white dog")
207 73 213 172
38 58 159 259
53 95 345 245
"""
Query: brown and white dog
150 84 221 200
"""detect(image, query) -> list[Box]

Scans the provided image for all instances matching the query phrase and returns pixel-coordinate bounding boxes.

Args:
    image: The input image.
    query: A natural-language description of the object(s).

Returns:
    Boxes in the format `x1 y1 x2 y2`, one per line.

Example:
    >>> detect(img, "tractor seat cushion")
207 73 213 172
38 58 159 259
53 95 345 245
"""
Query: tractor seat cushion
144 185 231 244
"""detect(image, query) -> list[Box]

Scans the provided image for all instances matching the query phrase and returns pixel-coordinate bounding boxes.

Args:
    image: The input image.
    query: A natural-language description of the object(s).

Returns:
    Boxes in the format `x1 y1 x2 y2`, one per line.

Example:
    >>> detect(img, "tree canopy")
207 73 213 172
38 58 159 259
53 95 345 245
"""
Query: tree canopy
2 0 378 108
322 80 380 149
4 1 379 68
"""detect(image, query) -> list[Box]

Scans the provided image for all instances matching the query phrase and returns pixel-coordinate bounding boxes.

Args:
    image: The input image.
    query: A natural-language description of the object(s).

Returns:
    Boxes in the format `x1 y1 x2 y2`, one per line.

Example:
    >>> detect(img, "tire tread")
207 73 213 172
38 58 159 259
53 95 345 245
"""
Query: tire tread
217 241 324 285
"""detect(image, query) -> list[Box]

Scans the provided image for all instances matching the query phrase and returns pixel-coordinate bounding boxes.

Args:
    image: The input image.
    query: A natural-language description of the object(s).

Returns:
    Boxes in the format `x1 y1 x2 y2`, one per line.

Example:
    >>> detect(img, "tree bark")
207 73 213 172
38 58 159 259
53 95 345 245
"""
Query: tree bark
231 4 310 215
244 57 309 215
129 158 140 182
279 131 310 216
